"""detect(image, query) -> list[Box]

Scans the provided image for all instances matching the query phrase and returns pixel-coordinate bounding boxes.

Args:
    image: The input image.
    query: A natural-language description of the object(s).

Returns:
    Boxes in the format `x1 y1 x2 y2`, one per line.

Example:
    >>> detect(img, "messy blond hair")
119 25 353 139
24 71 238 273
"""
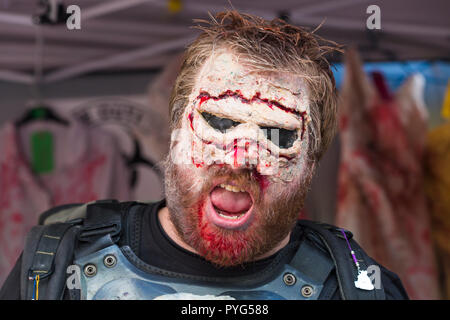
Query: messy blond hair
169 10 341 161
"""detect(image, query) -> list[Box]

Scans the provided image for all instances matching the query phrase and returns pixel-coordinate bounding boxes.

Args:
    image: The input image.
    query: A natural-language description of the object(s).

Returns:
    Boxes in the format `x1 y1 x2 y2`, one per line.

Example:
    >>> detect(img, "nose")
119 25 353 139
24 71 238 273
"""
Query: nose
230 139 259 169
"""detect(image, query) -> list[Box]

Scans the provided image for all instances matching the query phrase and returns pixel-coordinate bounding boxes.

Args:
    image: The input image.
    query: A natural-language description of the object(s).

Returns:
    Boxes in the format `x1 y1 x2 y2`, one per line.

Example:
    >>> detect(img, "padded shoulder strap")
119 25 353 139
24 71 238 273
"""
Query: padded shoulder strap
297 220 386 300
77 200 139 243
20 200 140 300
289 236 335 285
21 221 81 300
38 203 85 225
75 201 148 259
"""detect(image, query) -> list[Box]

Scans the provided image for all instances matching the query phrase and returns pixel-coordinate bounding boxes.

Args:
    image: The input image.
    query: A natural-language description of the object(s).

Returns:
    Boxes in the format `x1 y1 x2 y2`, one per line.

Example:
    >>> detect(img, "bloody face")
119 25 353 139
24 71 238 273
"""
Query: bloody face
165 51 314 267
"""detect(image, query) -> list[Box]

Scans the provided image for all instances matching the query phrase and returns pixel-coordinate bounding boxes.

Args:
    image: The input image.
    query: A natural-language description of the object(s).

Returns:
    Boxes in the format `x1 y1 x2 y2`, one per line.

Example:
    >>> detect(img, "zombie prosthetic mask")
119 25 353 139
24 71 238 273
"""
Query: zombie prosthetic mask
171 51 311 182
165 50 316 266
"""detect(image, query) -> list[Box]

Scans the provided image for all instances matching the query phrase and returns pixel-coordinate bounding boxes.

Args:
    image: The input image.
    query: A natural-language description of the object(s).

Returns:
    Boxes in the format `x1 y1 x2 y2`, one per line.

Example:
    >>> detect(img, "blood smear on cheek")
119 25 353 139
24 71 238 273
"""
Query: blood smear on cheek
188 112 194 131
253 170 270 191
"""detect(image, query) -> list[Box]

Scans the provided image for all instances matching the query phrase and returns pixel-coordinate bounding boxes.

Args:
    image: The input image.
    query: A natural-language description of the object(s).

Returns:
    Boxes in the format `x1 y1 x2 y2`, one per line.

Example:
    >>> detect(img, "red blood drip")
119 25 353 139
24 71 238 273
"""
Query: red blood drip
188 112 194 131
199 95 210 107
253 170 269 191
244 141 250 152
191 140 203 168
233 139 238 167
195 162 204 168
191 155 204 168
196 90 303 117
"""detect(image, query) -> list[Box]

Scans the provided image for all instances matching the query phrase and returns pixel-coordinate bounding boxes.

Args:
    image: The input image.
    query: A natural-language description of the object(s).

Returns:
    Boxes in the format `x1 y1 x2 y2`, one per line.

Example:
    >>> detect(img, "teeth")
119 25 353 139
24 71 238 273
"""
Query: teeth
217 212 245 220
219 183 245 193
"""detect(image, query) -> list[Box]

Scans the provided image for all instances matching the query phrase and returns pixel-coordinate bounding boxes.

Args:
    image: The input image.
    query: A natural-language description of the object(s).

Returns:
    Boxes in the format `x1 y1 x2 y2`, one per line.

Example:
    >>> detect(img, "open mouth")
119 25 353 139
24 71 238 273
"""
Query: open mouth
205 182 254 229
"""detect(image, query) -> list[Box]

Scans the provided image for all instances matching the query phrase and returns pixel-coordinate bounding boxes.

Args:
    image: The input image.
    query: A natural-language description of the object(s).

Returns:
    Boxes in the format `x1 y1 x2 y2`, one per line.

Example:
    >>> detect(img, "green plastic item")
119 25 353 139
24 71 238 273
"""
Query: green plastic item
30 131 54 174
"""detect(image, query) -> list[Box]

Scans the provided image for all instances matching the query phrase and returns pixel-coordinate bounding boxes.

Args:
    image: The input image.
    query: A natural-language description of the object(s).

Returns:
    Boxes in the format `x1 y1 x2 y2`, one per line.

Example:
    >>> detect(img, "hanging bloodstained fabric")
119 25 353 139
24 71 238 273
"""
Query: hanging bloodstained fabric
131 54 184 201
0 120 131 287
336 49 440 299
424 120 450 299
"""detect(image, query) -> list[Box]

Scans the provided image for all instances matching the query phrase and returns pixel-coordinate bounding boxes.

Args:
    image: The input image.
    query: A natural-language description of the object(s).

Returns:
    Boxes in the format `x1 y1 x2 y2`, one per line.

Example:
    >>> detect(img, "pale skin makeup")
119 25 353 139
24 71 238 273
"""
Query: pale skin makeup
161 50 314 266
170 51 311 182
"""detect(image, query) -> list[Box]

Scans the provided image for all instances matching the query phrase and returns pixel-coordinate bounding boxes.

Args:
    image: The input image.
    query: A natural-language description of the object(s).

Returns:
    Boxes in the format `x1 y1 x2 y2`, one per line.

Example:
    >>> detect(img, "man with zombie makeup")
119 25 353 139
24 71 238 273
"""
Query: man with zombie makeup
0 11 408 300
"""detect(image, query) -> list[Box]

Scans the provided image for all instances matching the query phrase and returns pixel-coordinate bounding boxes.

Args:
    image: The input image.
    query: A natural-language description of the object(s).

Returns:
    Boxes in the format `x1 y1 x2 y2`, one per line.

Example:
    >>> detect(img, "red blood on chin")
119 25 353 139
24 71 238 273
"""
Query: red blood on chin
194 200 254 266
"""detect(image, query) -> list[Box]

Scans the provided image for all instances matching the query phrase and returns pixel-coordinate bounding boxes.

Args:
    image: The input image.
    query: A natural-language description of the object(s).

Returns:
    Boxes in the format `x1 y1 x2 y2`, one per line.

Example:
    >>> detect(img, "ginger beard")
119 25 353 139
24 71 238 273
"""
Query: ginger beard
165 51 314 267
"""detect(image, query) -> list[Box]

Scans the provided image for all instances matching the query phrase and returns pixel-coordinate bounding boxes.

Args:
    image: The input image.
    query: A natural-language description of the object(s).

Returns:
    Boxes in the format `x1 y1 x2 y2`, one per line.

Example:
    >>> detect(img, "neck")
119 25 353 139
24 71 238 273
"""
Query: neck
157 206 291 262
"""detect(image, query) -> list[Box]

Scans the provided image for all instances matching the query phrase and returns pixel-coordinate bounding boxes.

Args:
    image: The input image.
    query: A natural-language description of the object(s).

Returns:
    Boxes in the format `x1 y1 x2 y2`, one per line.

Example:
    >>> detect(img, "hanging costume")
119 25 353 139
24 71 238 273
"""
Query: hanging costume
0 121 130 287
424 120 450 299
336 49 440 299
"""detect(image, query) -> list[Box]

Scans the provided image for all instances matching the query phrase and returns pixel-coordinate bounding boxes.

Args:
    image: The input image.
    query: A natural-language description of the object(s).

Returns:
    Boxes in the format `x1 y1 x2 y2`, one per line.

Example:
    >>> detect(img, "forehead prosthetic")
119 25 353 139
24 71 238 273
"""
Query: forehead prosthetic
172 51 311 182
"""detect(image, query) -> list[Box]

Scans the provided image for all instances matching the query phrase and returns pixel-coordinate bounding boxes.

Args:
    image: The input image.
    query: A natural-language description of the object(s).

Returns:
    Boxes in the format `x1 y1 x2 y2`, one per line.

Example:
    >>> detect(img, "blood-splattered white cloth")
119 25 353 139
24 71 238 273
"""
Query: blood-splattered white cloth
0 121 130 286
336 49 440 299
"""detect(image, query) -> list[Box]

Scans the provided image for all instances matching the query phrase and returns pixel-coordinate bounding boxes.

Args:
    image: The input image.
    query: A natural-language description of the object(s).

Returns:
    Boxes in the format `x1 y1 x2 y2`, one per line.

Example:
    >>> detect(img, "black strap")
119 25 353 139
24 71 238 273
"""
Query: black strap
289 238 334 285
23 222 80 300
75 201 144 258
297 220 384 300
28 223 75 280
78 200 124 243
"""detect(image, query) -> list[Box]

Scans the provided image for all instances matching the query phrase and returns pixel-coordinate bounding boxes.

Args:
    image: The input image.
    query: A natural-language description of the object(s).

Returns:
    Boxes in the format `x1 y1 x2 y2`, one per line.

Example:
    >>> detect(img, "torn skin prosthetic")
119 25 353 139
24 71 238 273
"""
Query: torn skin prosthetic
175 51 311 181
167 51 313 266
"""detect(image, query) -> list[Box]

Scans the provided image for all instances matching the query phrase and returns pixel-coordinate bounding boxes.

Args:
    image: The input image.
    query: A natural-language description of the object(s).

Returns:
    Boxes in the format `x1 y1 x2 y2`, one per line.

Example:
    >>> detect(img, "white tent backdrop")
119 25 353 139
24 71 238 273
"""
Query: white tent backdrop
0 0 449 85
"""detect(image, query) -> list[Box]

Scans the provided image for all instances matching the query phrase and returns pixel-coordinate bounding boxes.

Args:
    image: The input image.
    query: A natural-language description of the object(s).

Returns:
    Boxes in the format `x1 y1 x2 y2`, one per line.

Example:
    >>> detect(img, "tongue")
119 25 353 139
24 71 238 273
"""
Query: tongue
210 187 253 214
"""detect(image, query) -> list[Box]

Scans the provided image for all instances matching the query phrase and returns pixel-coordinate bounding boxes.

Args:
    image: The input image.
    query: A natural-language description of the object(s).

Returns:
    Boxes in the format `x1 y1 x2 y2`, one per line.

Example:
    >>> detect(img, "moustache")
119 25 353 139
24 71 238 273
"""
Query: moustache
197 165 263 198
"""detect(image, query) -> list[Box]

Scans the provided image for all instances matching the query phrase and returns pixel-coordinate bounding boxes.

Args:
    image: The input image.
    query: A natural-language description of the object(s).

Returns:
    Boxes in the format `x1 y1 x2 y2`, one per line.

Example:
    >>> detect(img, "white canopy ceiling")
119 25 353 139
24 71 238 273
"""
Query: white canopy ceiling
0 0 449 84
